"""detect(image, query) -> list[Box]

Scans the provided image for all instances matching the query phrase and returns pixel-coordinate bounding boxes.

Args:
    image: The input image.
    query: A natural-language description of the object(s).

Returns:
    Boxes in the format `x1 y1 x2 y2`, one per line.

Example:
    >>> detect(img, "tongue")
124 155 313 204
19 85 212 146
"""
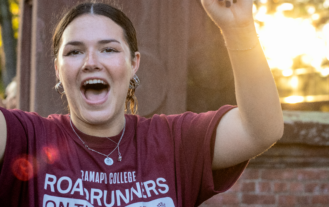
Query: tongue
85 89 107 101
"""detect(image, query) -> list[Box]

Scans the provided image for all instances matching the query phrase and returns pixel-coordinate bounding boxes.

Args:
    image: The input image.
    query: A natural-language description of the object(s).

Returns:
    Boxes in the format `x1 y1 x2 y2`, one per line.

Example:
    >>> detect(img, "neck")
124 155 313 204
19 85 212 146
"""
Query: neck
70 113 126 138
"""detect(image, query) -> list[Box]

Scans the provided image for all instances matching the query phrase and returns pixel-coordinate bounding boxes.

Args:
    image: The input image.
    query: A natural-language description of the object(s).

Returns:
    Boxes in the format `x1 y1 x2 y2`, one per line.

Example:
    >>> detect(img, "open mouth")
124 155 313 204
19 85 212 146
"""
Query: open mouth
81 79 110 103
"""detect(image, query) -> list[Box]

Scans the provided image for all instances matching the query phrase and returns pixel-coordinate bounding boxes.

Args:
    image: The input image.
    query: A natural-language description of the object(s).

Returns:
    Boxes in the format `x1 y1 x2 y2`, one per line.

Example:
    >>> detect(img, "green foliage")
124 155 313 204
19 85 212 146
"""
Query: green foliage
0 0 19 46
0 0 19 94
10 0 19 39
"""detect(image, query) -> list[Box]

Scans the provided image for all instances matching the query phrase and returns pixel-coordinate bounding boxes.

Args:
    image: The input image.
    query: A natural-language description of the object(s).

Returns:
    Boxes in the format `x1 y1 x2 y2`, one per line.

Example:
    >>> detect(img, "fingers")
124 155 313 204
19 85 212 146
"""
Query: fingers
218 0 237 8
226 0 231 7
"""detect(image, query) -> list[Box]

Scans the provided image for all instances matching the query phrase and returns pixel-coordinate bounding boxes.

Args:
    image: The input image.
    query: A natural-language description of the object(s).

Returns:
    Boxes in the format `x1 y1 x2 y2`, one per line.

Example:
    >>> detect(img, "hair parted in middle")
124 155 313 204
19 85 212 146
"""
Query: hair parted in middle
52 1 140 114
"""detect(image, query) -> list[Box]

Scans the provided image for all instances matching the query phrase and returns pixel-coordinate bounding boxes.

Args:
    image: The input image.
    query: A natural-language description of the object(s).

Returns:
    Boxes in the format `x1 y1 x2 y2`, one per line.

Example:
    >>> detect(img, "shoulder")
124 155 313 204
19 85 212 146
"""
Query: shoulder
46 113 70 126
0 108 44 128
126 105 235 129
125 113 184 129
125 113 168 126
0 107 69 134
124 113 177 138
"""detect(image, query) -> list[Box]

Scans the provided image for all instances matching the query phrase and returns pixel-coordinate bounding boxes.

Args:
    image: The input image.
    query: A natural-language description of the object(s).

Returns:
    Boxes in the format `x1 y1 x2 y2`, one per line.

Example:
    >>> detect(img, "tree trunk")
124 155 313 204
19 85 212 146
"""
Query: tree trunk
0 0 17 87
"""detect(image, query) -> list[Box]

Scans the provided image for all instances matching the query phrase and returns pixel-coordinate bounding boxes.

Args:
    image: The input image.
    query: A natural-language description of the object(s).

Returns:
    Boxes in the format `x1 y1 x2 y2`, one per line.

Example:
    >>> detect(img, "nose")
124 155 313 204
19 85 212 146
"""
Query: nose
82 51 101 72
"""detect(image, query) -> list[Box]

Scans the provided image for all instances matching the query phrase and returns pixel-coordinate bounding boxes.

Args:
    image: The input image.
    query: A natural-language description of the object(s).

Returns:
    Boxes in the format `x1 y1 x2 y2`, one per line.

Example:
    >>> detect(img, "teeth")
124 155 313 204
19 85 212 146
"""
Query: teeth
83 79 106 85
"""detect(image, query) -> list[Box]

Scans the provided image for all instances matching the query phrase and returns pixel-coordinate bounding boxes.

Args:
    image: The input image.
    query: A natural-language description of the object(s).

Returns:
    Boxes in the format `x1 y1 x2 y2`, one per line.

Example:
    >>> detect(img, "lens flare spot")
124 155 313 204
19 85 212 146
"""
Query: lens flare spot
12 158 34 181
312 13 320 20
276 3 294 12
290 76 299 89
284 96 304 104
307 6 315 14
320 68 329 77
282 69 293 77
42 146 59 164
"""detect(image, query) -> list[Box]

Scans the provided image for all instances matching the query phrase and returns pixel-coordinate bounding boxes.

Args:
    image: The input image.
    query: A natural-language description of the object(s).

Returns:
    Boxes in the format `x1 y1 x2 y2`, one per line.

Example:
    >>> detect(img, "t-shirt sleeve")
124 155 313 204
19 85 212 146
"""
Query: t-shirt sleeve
0 107 44 206
168 105 249 206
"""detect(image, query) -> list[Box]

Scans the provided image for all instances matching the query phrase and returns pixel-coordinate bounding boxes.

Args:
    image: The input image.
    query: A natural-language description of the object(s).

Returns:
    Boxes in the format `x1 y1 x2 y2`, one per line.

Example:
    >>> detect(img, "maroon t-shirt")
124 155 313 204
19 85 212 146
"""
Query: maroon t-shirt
0 105 248 207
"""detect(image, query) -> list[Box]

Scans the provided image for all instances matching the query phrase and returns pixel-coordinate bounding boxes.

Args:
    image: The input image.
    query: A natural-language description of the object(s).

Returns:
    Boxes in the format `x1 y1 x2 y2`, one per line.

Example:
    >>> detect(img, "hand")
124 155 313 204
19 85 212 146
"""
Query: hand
201 0 254 31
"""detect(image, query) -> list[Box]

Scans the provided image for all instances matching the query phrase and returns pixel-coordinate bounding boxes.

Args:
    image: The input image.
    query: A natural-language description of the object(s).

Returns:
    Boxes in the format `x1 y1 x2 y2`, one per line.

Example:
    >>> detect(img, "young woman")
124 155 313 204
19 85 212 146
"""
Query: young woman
0 0 283 206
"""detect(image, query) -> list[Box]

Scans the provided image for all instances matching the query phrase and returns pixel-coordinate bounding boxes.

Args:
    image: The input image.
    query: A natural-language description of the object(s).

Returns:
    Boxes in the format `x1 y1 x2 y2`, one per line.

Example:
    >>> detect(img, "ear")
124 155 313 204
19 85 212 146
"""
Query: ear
130 52 141 78
54 58 60 81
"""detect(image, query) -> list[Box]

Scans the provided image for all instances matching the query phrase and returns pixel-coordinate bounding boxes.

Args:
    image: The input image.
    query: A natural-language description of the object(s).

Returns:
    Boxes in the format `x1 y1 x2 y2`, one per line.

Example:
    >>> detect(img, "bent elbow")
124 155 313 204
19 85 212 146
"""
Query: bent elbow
255 119 284 149
265 120 284 147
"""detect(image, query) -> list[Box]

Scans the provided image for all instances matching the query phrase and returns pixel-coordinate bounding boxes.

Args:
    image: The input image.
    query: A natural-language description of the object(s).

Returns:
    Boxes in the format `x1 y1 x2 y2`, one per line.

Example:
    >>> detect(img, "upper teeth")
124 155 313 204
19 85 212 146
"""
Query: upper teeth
83 79 106 85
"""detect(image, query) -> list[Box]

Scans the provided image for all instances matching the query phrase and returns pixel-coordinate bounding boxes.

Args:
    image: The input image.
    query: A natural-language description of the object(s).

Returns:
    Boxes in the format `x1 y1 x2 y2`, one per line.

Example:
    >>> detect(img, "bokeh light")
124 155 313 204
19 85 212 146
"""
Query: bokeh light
42 146 60 164
12 156 34 181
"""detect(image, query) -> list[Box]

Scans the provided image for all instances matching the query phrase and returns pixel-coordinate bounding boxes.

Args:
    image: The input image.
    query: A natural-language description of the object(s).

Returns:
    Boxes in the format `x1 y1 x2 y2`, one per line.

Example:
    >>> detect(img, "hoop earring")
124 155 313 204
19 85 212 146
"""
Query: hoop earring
55 81 65 95
129 74 140 89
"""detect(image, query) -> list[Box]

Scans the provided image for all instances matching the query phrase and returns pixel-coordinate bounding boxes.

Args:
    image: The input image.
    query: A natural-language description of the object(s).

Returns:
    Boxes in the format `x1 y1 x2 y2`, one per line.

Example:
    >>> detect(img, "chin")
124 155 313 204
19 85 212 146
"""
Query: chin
81 107 122 125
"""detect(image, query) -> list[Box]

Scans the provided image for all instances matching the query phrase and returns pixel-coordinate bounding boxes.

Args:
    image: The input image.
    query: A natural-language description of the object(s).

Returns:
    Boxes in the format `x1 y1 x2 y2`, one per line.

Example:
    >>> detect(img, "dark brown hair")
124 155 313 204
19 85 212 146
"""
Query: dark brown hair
52 2 139 114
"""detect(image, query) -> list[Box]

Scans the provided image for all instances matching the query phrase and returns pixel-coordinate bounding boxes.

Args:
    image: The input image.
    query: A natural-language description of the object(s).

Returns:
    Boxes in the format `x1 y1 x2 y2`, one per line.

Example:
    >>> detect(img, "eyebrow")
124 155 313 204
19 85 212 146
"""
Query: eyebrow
65 39 120 47
98 39 120 44
64 41 83 47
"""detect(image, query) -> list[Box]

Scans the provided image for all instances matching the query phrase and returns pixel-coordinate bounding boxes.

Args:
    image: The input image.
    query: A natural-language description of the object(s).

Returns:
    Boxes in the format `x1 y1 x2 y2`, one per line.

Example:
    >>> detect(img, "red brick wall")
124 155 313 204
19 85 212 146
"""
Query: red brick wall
201 167 329 207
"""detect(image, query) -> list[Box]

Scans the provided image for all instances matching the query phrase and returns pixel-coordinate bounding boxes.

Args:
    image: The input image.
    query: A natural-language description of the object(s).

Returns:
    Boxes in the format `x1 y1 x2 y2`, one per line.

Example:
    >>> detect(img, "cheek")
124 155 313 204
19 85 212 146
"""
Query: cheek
109 58 132 83
58 59 81 82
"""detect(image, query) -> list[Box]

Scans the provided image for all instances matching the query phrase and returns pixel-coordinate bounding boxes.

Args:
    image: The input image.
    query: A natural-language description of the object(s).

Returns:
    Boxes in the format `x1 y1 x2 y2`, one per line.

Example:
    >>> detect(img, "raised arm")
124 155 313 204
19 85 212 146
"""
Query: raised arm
201 0 284 169
0 110 7 165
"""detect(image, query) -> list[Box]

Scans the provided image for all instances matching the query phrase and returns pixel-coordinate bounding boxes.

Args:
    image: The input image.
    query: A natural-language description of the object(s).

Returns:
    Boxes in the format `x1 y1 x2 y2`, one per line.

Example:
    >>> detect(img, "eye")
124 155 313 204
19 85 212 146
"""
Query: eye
102 47 118 53
66 50 82 56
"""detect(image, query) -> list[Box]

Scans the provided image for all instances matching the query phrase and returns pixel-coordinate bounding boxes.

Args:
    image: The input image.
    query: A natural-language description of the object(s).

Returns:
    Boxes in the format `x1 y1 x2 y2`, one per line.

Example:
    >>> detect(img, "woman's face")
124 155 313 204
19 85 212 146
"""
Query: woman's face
55 14 140 128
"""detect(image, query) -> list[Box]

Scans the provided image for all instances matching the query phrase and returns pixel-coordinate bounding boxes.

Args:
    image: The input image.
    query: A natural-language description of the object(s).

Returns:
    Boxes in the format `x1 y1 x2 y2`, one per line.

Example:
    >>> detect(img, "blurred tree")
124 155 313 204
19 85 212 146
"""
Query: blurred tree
0 0 18 90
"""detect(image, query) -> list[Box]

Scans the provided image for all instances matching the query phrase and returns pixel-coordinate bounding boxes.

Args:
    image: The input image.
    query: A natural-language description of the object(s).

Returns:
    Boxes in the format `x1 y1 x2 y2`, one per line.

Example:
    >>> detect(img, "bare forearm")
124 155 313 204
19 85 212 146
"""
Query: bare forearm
222 24 283 144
